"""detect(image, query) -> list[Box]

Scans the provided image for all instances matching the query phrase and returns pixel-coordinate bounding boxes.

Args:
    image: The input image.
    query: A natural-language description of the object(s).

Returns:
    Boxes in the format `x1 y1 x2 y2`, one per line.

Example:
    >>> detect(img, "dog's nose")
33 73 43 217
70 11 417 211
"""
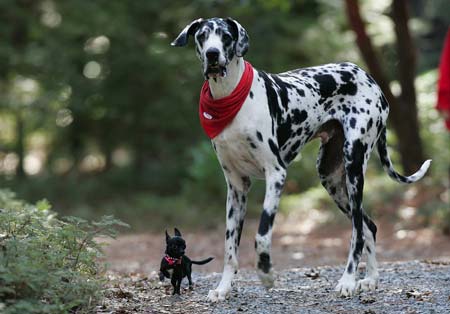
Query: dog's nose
206 48 220 64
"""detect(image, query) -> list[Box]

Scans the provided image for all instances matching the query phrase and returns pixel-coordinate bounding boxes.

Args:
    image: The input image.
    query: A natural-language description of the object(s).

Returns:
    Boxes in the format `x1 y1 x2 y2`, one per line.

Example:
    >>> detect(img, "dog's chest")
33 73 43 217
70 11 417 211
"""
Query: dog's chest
213 127 264 178
212 95 269 178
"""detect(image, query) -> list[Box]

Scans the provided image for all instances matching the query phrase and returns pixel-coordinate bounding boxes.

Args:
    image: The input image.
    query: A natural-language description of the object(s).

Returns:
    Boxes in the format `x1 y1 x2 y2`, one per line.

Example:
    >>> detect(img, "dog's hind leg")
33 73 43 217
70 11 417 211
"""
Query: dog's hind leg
255 166 286 287
332 133 375 297
207 174 251 302
357 216 378 292
316 121 378 296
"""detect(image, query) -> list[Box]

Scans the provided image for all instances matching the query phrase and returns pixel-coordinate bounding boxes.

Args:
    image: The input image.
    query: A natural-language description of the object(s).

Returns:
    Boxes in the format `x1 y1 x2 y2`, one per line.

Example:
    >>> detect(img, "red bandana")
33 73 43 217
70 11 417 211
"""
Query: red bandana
199 61 254 139
164 255 181 266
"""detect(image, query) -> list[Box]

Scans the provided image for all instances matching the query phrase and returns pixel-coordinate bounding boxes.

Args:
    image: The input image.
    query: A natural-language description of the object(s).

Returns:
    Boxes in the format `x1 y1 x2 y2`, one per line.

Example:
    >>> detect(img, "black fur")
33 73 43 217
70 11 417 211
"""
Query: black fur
159 228 214 295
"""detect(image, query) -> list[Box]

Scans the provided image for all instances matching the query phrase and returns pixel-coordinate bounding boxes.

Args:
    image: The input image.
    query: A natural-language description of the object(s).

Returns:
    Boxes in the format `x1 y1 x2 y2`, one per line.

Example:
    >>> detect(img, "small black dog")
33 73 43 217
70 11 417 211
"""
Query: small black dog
159 228 214 295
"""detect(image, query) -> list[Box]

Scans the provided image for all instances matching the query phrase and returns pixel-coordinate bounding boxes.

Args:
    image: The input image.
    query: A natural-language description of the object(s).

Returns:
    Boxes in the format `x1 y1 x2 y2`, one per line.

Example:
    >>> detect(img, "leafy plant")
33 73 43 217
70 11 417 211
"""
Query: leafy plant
0 189 128 314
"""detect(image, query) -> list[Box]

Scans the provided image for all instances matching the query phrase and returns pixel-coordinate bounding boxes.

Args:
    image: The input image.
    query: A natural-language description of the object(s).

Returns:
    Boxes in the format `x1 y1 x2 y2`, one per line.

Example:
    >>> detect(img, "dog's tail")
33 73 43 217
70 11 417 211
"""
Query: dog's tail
376 126 431 184
191 257 214 265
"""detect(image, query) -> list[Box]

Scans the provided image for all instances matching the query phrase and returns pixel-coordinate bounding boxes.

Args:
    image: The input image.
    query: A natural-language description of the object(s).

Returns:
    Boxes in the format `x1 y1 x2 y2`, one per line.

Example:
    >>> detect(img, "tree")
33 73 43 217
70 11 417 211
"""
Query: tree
344 0 426 174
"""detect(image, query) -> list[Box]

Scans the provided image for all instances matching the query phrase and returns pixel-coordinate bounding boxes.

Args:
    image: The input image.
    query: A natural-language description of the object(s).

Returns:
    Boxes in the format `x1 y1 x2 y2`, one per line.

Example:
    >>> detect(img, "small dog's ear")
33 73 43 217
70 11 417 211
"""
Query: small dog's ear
174 228 182 237
171 18 204 47
165 230 171 242
225 17 249 57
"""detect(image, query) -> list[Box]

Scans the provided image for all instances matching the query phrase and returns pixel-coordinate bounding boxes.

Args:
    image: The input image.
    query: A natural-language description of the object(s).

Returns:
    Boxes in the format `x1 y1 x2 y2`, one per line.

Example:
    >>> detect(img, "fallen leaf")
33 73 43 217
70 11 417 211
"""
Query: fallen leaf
359 295 376 304
305 269 320 279
405 289 432 301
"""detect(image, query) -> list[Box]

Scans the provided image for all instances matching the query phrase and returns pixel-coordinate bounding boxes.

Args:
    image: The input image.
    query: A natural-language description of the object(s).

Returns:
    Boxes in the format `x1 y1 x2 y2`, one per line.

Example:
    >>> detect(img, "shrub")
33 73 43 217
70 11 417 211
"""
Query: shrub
0 189 128 314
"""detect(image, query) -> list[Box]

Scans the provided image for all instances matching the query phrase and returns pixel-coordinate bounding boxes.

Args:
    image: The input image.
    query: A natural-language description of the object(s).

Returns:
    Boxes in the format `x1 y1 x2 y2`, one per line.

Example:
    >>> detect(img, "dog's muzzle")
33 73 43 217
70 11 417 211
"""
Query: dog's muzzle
205 48 227 78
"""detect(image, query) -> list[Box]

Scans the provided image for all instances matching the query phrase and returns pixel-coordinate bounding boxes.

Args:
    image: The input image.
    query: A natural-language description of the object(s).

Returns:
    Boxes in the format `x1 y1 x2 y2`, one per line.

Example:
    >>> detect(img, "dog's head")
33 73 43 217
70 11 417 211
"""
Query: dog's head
171 17 249 79
165 228 186 258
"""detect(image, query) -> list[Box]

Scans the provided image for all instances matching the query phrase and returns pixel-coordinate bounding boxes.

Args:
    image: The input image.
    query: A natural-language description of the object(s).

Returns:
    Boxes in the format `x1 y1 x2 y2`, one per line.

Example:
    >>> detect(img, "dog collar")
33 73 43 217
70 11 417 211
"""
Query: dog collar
199 61 254 139
164 255 182 266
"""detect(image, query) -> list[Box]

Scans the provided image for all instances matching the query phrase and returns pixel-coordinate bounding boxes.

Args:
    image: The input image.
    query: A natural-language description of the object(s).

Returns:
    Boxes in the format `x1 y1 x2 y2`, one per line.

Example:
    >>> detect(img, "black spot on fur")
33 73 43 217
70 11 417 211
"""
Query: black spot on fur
313 74 337 99
237 219 244 245
338 81 357 96
228 207 234 219
350 118 356 129
268 139 285 168
258 211 275 236
380 95 388 110
247 137 257 149
367 118 373 130
338 70 354 82
347 261 353 273
364 215 377 242
257 253 271 273
342 105 350 114
296 88 305 97
292 109 308 125
249 91 254 99
256 131 263 142
277 116 293 148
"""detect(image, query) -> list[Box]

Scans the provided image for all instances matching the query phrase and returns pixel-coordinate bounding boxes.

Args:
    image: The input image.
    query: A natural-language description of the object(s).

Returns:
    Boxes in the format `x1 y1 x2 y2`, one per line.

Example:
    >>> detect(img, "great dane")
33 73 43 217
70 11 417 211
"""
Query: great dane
171 17 431 301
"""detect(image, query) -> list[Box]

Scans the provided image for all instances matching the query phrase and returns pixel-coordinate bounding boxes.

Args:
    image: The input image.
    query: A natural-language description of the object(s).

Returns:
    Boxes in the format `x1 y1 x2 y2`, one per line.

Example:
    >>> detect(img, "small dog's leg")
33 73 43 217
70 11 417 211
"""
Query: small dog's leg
208 175 250 302
187 272 193 290
255 167 286 288
171 277 178 295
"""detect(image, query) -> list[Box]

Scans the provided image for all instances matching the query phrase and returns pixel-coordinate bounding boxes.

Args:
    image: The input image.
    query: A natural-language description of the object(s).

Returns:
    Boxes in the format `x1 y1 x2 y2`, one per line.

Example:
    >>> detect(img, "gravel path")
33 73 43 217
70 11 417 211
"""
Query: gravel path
99 260 450 314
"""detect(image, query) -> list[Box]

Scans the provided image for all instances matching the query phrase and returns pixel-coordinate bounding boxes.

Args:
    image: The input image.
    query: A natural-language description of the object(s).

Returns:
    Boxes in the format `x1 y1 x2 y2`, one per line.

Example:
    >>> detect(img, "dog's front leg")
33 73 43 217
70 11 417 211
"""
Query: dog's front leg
255 167 286 287
207 175 250 302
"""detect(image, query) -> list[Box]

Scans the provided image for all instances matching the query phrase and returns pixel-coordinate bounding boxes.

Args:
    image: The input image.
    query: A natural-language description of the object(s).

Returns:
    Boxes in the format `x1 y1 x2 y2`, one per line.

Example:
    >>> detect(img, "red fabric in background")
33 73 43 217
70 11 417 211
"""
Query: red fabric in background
199 62 254 139
437 28 450 131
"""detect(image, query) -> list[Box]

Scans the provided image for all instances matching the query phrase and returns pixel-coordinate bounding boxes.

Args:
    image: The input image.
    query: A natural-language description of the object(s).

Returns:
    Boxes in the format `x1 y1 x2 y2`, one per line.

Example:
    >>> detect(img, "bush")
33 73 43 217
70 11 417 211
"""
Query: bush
0 189 128 314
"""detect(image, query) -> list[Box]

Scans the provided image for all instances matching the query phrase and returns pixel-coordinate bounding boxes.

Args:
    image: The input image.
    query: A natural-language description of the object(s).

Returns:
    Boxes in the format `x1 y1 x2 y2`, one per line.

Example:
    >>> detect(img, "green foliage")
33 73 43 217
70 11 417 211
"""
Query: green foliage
0 189 128 314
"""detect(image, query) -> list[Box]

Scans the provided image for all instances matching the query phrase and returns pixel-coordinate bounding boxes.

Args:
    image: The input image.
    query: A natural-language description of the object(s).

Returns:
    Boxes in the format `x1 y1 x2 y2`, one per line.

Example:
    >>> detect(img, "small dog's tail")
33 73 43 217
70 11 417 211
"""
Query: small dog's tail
376 126 431 184
191 257 214 265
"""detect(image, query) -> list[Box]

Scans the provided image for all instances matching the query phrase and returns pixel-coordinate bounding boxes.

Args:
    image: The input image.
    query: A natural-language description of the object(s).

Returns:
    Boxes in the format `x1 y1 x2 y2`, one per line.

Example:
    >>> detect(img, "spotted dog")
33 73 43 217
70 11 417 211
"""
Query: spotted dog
171 17 431 301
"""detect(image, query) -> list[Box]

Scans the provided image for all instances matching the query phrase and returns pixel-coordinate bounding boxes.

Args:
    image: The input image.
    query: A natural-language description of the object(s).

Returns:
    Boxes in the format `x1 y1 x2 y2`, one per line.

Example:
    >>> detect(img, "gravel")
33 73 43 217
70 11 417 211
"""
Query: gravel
99 260 450 314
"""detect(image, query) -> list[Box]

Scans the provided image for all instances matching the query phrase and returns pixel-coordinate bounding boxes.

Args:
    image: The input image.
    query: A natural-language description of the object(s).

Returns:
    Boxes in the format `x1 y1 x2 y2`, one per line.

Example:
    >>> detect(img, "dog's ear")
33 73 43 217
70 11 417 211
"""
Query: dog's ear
226 17 249 57
174 228 182 237
165 230 171 242
171 18 204 47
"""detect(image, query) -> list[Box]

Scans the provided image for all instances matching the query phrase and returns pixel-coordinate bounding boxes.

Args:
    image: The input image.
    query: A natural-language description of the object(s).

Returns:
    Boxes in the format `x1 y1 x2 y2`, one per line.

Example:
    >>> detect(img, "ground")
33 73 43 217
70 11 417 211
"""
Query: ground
98 260 450 313
99 203 450 313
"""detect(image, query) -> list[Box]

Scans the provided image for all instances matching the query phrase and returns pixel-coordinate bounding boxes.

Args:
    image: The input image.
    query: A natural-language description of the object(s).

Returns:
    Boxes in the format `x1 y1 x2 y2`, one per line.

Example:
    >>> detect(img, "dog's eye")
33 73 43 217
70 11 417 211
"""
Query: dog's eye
223 33 232 45
197 32 206 42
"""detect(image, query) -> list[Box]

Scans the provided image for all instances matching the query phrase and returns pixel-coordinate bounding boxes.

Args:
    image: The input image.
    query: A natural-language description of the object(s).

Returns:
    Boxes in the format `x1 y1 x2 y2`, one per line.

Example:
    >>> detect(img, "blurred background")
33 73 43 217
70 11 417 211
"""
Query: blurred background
0 0 449 259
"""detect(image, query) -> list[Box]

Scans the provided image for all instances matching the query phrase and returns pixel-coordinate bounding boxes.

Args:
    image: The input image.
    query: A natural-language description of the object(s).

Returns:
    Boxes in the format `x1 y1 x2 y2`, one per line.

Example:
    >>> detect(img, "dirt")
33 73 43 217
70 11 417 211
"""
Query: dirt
102 216 450 275
98 260 450 314
99 208 450 313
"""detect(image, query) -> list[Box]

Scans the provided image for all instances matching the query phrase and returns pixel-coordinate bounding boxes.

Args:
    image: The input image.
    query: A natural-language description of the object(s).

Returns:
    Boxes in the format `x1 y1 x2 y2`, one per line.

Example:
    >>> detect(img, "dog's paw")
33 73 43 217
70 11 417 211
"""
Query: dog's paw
257 269 275 288
356 276 378 292
207 288 230 302
335 276 357 297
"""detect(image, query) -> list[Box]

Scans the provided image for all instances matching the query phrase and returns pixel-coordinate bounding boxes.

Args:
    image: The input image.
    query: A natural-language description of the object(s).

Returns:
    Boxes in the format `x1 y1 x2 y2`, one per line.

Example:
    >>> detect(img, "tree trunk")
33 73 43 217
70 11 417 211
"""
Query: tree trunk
344 0 426 174
391 0 425 173
15 111 26 178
